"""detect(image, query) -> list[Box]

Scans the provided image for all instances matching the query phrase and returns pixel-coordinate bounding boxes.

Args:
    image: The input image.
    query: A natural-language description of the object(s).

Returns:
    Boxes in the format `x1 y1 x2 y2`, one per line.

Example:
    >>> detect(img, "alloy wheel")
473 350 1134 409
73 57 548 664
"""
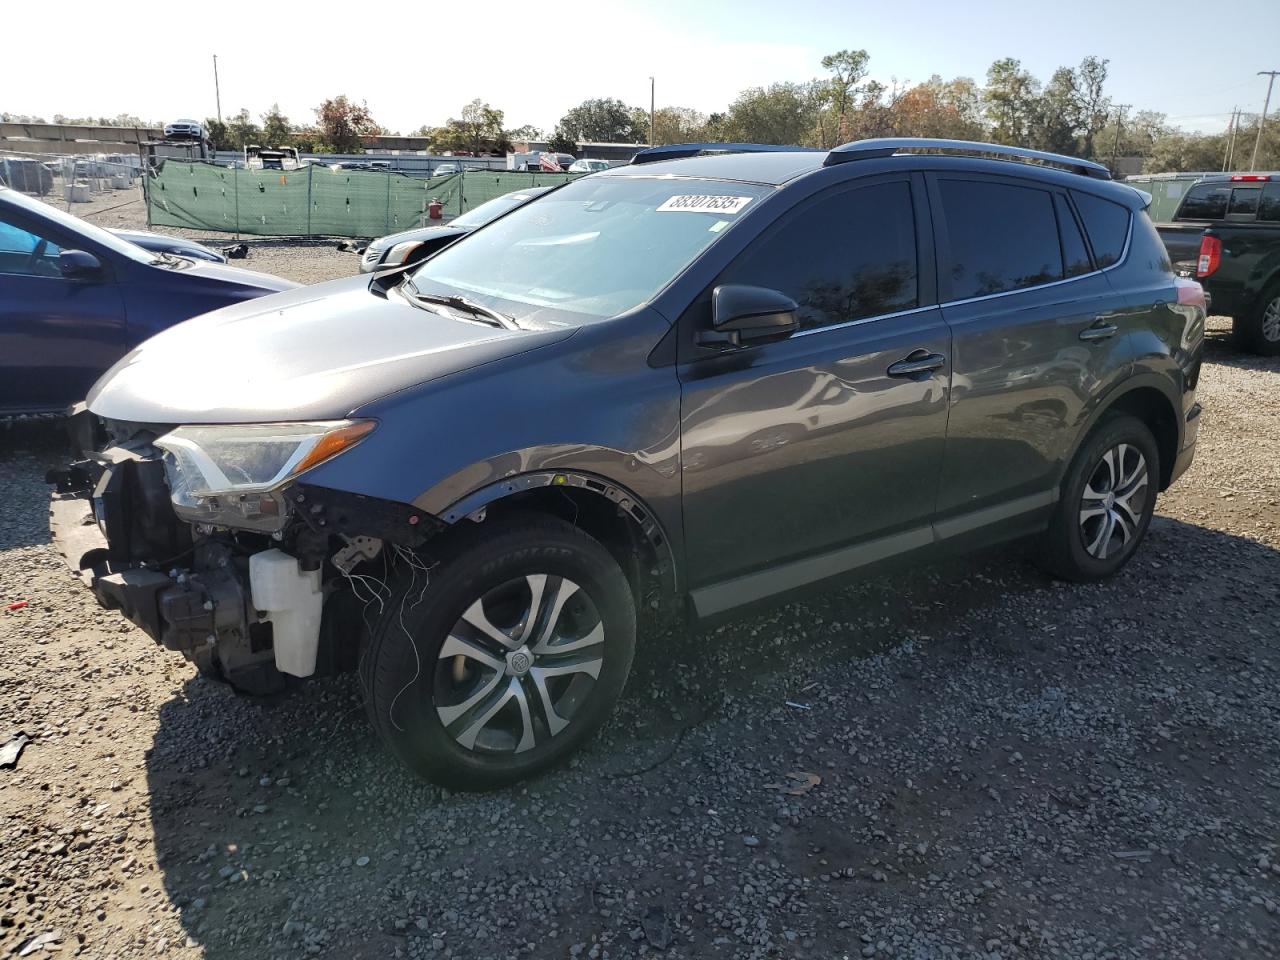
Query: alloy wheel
433 574 605 755
1263 295 1280 343
1078 443 1149 560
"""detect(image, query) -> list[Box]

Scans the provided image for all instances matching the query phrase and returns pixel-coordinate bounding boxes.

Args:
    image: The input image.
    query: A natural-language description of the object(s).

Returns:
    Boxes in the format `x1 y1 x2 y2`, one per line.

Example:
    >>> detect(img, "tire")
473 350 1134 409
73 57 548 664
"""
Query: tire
1040 414 1159 583
1235 282 1280 356
360 513 636 790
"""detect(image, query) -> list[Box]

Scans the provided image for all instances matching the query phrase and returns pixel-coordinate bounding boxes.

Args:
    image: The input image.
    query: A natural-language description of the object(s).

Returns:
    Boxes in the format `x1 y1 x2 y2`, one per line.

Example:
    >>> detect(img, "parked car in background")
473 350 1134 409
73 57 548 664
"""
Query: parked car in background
359 186 551 273
1153 173 1280 353
567 158 611 173
0 186 295 416
163 119 203 140
110 228 227 264
432 162 462 177
51 139 1203 789
329 161 372 173
508 151 576 172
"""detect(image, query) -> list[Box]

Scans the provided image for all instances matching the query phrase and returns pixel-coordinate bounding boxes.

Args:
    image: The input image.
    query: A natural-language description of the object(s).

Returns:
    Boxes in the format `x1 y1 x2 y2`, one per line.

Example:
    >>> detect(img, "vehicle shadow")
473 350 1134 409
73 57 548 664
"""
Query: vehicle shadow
0 421 69 551
1202 314 1280 371
143 512 1280 958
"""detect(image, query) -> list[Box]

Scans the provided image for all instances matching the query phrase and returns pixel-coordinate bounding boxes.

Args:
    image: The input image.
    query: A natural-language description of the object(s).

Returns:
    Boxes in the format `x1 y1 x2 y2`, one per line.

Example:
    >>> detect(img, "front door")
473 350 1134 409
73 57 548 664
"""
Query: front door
0 209 126 414
677 176 952 612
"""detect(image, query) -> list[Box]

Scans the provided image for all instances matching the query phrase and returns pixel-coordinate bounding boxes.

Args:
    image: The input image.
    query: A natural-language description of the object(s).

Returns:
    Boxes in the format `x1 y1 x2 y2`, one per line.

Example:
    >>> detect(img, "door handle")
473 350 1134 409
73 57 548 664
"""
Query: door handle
1079 319 1119 342
887 351 946 378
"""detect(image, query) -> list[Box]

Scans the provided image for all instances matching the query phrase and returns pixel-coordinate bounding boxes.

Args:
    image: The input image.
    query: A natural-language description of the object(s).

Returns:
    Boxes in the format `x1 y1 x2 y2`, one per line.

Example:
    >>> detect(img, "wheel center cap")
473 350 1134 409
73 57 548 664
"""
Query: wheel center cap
506 647 534 677
1103 492 1116 509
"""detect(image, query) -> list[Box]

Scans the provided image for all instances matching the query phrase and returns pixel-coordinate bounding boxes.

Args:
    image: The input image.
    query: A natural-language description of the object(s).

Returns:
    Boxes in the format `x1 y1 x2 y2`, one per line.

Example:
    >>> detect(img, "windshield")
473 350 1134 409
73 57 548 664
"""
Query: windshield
452 191 541 229
2 188 155 264
407 176 771 325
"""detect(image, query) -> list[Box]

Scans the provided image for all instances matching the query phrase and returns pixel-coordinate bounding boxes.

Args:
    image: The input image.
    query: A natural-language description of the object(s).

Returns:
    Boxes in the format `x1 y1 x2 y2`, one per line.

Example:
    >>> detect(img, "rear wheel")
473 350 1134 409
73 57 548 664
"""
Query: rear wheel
360 514 636 790
1040 414 1159 582
1235 282 1280 356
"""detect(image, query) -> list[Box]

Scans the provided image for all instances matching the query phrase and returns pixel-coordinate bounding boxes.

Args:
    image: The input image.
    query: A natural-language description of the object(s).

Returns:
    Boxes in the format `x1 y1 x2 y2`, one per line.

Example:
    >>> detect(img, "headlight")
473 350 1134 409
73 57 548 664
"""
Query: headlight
154 420 375 532
386 240 424 265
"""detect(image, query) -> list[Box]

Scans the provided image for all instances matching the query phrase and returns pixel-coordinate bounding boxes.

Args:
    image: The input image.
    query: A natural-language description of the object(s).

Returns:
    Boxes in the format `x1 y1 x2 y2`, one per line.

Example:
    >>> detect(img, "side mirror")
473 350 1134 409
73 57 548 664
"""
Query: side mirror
697 284 799 348
58 249 102 278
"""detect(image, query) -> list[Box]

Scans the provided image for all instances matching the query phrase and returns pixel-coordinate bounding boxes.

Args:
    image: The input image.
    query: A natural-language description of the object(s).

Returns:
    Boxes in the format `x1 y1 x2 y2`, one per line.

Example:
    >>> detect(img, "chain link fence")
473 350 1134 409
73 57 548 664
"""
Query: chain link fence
1 151 140 203
145 160 581 238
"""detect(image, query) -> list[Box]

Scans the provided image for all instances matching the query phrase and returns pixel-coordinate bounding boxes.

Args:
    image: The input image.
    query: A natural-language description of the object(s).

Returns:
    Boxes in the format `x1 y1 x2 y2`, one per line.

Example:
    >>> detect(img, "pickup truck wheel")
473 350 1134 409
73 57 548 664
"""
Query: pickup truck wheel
1040 414 1158 583
1239 284 1280 356
360 514 636 790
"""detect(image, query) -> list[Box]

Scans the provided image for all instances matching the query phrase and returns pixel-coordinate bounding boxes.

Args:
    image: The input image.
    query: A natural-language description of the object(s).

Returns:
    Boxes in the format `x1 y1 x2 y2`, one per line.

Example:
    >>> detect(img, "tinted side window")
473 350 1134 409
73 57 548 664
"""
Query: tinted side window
1260 183 1280 222
1071 191 1131 268
1054 193 1092 277
721 181 918 331
1177 183 1229 220
1227 186 1261 218
938 179 1062 298
0 216 64 278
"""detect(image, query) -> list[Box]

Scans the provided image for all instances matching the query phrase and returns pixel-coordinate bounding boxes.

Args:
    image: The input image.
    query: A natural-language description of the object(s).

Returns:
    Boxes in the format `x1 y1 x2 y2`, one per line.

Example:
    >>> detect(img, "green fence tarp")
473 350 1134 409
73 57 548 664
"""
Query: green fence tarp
145 161 579 238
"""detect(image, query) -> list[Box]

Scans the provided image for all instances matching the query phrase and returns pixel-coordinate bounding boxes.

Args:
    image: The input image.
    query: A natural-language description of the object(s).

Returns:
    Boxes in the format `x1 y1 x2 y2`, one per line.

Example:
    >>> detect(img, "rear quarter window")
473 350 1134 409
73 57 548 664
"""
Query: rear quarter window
1071 191 1131 268
1260 183 1280 222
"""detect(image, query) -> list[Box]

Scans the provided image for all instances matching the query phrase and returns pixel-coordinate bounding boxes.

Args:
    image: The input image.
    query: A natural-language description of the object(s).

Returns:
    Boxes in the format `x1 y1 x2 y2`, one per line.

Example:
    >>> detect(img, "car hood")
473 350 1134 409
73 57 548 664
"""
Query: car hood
371 223 469 250
167 258 298 292
87 274 574 424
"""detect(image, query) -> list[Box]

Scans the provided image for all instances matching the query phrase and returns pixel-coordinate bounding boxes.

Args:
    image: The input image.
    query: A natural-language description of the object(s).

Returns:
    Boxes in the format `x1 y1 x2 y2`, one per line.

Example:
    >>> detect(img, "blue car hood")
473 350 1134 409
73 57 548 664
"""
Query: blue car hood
86 274 573 424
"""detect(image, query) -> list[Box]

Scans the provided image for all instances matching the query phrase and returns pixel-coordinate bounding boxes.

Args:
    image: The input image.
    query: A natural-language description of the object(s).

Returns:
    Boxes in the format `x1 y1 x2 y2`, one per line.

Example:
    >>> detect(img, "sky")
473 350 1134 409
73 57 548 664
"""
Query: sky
3 0 1277 137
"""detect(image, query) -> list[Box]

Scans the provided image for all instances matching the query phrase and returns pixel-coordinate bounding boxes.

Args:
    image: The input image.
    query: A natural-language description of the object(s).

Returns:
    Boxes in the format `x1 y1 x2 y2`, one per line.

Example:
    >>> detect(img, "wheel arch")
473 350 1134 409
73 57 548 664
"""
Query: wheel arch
435 471 680 609
1069 375 1181 491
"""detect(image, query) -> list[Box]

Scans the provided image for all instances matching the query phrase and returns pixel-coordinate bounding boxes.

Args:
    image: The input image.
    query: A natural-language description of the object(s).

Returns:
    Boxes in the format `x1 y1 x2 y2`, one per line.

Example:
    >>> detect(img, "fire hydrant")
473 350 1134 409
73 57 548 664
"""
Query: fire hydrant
427 199 443 220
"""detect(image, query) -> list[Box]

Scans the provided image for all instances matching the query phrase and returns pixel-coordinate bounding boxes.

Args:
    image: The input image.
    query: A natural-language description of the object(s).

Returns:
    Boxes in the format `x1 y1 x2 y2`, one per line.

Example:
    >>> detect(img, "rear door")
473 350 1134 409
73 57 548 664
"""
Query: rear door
930 174 1133 542
0 207 126 414
678 175 952 610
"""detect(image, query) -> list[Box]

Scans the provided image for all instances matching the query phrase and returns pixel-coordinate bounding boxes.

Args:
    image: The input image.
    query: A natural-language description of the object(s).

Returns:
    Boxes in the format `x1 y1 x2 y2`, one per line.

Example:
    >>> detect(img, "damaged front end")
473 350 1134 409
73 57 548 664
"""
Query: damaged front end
48 416 439 695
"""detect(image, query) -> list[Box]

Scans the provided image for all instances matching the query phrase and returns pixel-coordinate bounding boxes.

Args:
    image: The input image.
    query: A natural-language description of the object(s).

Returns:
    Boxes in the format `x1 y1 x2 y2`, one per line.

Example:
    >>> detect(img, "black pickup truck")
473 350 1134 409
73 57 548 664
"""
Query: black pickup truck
1154 174 1280 354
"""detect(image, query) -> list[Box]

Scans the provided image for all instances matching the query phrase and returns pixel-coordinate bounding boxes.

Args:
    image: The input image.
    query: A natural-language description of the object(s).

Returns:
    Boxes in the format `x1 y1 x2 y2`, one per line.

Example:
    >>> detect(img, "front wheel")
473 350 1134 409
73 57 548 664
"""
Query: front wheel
1040 414 1159 582
360 514 636 790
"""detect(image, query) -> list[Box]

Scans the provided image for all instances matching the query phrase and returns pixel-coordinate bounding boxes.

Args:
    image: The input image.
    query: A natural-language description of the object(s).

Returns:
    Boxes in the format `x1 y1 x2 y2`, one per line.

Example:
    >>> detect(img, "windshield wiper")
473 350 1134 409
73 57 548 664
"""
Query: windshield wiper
402 284 518 329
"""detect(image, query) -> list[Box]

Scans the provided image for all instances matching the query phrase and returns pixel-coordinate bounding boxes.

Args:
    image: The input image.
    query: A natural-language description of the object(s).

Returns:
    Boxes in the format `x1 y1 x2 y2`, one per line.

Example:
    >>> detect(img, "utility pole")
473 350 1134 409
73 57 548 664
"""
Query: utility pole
213 54 223 125
1109 103 1130 170
649 76 655 147
1223 106 1239 171
1251 70 1278 172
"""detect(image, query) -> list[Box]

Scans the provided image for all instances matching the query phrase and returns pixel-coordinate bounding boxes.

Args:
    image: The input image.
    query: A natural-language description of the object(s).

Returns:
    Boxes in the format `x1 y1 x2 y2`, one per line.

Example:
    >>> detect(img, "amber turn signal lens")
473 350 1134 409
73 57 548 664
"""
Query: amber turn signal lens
292 420 376 476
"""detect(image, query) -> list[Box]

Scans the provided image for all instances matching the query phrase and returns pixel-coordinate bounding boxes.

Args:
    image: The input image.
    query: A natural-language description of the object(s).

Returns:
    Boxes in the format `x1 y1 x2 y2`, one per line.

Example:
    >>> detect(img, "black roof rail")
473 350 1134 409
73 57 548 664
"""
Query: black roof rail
824 138 1112 180
630 142 819 164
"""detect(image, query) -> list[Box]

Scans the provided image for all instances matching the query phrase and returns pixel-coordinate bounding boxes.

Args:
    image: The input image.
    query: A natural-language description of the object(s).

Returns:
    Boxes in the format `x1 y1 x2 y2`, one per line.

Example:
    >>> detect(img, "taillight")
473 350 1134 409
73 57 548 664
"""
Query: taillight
1196 234 1221 278
1230 174 1270 181
1175 277 1206 308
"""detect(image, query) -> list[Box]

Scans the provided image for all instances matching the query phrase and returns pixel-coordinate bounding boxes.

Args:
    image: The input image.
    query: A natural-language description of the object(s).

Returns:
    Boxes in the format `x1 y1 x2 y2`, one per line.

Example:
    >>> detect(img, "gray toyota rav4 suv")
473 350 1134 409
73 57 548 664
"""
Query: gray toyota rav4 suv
51 139 1205 789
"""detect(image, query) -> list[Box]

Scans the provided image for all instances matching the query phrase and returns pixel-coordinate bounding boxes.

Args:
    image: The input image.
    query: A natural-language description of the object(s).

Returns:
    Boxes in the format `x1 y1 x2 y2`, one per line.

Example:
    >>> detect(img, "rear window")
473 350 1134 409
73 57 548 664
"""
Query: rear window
1177 183 1230 220
1261 183 1280 222
1071 191 1131 268
938 179 1063 299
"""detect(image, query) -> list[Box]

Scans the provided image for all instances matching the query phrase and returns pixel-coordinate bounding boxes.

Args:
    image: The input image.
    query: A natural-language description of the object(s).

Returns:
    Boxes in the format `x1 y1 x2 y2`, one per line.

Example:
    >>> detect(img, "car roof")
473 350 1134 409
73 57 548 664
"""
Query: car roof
597 150 825 185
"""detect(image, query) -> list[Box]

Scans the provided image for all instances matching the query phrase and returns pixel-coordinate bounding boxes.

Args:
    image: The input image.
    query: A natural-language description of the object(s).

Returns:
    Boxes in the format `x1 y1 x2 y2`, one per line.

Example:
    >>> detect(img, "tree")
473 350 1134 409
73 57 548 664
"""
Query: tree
203 117 228 150
506 124 544 145
1074 56 1111 158
650 106 712 146
556 98 643 143
430 100 509 155
892 76 986 140
547 130 578 154
984 58 1040 145
815 49 871 147
1030 66 1083 154
313 95 381 153
223 108 262 151
722 82 821 146
260 103 293 147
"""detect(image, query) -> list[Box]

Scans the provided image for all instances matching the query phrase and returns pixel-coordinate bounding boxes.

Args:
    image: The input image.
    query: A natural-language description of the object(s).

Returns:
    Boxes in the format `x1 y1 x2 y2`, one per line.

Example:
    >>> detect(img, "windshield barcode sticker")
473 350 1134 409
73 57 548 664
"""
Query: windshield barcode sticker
657 195 754 214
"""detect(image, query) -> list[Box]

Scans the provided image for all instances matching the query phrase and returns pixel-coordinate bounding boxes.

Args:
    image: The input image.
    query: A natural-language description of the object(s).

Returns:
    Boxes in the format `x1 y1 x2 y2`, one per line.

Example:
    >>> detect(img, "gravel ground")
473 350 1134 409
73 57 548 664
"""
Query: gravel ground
1 230 1279 960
